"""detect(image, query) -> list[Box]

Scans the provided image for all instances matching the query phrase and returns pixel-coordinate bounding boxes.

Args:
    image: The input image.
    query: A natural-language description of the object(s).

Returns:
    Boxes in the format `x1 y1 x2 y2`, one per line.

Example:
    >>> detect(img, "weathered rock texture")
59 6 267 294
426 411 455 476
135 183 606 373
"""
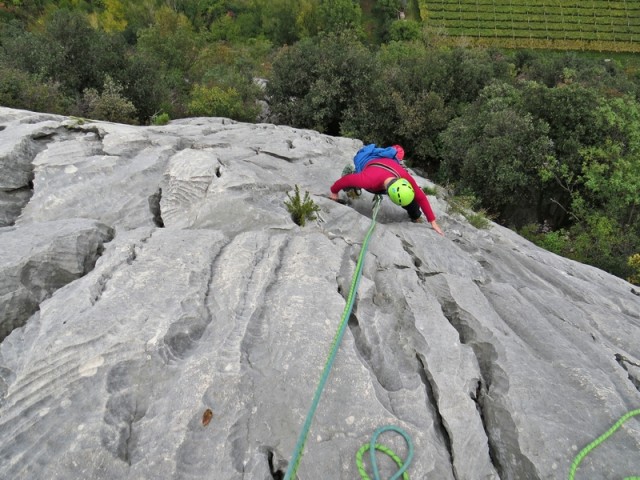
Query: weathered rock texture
0 107 638 480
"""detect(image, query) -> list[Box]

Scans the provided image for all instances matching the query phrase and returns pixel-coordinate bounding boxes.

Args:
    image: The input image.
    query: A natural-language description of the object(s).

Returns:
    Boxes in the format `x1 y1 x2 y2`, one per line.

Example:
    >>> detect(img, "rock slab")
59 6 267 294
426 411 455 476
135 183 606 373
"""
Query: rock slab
0 107 638 480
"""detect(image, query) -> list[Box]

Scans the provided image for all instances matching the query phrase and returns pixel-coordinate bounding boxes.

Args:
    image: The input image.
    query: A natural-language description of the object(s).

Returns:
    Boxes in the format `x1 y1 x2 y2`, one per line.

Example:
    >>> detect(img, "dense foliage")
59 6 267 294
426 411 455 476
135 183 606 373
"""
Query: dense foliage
1 0 639 284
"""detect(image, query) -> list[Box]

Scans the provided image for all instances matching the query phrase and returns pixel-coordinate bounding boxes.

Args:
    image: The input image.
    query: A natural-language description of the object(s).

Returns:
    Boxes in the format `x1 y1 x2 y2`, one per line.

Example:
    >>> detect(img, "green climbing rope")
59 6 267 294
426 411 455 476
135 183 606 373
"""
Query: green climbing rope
356 425 414 480
284 195 412 480
283 191 639 480
568 409 640 480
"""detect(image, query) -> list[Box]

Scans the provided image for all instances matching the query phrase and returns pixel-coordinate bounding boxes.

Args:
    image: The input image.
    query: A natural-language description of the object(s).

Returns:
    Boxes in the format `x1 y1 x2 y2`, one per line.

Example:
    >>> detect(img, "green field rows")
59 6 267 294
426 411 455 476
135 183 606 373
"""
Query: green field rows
422 0 640 51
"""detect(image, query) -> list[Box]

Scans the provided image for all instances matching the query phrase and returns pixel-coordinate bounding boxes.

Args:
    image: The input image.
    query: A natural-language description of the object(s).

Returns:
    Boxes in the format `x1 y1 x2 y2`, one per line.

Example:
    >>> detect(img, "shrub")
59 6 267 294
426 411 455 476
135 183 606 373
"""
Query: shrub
187 84 244 119
79 75 137 124
266 32 373 135
284 185 320 227
388 20 421 42
628 254 640 285
0 66 70 114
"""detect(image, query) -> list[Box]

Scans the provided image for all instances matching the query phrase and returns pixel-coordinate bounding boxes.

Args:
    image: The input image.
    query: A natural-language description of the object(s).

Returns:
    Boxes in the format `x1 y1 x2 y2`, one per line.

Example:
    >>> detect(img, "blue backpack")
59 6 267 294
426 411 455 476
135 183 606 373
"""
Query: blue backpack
353 144 401 173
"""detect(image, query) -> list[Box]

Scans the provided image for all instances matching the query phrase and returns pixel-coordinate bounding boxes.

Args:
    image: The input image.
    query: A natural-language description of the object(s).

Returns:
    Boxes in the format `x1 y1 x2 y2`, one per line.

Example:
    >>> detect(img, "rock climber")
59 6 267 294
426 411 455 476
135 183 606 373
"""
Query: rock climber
329 145 444 236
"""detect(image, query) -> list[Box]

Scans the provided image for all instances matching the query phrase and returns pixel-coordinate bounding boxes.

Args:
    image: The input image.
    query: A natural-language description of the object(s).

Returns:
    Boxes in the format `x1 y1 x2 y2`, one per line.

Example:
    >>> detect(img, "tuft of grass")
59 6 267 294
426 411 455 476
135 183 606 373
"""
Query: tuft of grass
447 193 494 230
285 185 320 227
465 211 492 230
65 116 86 127
151 112 170 125
422 185 439 197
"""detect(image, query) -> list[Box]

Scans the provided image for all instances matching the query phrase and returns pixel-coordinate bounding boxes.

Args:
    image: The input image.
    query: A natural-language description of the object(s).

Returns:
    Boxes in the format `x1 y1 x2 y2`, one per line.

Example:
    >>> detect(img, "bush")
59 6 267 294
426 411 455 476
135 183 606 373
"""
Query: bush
538 230 569 254
439 81 552 225
0 66 70 114
388 20 421 42
187 84 248 120
43 9 128 94
79 75 137 124
520 224 568 255
284 185 320 227
120 53 169 124
628 254 640 285
266 32 374 135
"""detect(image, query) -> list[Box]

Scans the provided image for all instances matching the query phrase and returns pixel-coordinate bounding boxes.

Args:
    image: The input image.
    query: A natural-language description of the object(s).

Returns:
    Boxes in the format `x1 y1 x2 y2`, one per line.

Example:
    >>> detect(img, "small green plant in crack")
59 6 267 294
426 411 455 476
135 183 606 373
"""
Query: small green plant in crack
285 185 320 227
422 185 439 197
151 112 170 125
65 116 87 127
447 193 494 230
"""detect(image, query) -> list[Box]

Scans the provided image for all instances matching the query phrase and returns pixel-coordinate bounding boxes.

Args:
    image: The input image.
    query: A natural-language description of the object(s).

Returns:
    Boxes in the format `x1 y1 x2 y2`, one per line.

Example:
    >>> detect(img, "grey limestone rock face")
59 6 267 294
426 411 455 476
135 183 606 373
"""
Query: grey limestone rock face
0 218 114 341
0 107 638 480
0 110 65 226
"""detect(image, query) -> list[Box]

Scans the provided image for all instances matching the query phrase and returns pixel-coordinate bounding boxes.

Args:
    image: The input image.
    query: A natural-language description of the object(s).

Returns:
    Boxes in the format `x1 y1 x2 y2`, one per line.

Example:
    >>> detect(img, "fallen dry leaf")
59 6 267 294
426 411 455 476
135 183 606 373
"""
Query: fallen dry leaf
202 408 213 426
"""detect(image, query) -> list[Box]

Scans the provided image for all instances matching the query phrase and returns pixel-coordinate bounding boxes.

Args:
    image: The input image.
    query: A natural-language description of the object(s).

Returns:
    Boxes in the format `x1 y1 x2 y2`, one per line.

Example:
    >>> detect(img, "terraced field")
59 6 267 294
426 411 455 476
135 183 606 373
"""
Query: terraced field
421 0 640 52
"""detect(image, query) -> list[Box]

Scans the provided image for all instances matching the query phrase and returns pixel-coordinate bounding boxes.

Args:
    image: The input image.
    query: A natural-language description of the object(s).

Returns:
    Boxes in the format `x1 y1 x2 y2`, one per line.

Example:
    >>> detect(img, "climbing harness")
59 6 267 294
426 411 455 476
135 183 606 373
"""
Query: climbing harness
568 408 640 480
283 195 413 480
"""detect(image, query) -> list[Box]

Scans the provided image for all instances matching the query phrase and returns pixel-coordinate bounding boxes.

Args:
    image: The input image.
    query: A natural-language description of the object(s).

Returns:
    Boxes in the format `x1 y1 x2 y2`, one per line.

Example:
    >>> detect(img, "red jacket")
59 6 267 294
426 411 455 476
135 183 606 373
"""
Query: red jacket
330 158 436 222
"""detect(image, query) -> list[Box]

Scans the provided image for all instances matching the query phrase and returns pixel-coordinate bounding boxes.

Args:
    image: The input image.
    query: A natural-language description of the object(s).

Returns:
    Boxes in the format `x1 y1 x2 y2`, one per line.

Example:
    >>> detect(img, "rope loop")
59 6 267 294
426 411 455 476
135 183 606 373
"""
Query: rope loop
356 425 414 480
568 409 640 480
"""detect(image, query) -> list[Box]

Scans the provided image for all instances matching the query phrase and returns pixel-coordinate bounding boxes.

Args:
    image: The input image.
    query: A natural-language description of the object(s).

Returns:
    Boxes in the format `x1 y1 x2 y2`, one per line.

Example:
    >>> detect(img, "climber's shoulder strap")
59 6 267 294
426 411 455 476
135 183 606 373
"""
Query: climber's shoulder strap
366 161 400 178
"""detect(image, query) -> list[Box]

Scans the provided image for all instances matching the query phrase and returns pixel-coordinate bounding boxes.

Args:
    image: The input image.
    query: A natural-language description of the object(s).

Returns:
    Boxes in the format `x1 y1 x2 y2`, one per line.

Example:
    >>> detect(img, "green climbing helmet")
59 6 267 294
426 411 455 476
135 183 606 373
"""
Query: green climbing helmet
387 178 415 206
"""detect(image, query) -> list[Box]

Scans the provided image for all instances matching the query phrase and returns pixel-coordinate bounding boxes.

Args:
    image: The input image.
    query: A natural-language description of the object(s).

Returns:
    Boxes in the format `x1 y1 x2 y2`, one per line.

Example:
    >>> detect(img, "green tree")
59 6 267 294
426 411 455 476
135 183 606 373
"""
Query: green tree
580 96 640 223
628 254 640 285
187 83 258 121
388 19 421 42
43 9 128 94
266 32 372 135
260 0 301 45
136 6 202 117
209 10 243 41
526 94 640 277
341 65 451 171
136 6 201 75
0 21 56 78
522 82 601 227
119 0 158 44
1 8 129 95
438 48 505 107
93 0 127 32
120 52 169 124
439 81 553 224
315 0 363 37
371 0 403 42
294 0 319 39
342 41 455 170
569 96 640 274
0 65 70 114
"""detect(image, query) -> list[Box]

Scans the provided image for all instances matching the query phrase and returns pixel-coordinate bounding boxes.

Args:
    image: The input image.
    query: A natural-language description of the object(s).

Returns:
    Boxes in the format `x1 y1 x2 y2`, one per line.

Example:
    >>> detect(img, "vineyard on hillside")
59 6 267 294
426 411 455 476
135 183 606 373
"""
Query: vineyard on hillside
419 0 640 52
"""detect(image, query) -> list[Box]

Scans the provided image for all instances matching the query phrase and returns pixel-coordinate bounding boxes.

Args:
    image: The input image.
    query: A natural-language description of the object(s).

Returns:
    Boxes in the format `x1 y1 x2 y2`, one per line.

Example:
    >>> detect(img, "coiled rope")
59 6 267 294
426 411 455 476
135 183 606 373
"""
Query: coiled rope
283 195 413 480
568 409 640 480
355 425 414 480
